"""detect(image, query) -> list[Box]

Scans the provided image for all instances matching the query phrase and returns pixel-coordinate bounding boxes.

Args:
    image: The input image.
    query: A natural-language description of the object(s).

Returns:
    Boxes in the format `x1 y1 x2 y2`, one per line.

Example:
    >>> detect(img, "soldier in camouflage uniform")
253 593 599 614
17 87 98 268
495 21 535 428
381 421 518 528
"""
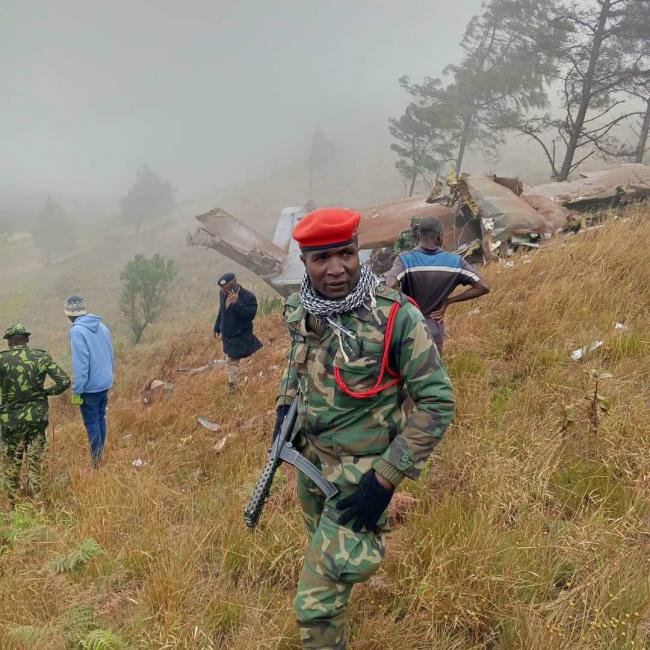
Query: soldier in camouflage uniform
273 208 455 649
392 214 422 255
0 324 70 506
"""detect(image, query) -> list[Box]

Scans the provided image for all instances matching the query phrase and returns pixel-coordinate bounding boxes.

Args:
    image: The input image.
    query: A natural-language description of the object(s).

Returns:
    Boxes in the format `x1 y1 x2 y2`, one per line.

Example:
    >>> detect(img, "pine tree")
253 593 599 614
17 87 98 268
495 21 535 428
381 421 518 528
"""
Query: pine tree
119 165 175 233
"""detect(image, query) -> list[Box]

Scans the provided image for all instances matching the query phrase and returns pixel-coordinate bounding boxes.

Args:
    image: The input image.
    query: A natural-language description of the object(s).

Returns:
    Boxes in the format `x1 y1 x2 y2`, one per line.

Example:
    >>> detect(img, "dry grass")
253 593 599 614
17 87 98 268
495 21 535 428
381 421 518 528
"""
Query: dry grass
1 209 649 649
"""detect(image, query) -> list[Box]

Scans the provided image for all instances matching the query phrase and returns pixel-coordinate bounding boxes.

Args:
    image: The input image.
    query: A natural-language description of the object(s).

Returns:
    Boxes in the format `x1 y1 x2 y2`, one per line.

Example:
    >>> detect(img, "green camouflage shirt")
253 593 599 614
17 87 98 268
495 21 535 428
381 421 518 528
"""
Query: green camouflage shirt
393 229 418 255
0 345 71 427
278 286 455 486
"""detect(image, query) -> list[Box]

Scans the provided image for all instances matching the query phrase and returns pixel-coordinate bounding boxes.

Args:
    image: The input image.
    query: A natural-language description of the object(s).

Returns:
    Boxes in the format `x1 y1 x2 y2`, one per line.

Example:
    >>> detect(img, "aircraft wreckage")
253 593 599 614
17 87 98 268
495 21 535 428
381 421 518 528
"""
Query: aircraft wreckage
187 163 650 296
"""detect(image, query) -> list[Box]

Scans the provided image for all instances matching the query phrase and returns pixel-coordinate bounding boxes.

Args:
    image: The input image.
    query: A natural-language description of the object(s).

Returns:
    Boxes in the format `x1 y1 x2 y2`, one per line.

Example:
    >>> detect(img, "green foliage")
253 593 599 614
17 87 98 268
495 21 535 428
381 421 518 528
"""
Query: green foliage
119 164 175 232
120 253 177 344
8 624 50 647
550 460 637 519
610 332 648 360
0 504 51 556
506 0 650 178
446 351 486 377
32 195 77 264
78 629 125 649
8 604 97 649
490 385 513 418
47 538 104 574
389 77 457 195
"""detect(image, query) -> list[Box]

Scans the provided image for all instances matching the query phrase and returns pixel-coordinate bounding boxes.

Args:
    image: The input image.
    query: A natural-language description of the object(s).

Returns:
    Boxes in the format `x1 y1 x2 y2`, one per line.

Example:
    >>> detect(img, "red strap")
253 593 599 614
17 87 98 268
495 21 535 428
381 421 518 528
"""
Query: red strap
334 297 419 399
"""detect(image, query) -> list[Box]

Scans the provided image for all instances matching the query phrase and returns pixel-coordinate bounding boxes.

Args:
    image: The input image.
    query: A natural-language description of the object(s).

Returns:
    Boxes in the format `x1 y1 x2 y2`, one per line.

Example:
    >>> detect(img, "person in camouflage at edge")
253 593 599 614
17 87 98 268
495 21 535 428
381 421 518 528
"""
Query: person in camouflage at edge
392 214 422 255
272 208 455 649
0 324 70 507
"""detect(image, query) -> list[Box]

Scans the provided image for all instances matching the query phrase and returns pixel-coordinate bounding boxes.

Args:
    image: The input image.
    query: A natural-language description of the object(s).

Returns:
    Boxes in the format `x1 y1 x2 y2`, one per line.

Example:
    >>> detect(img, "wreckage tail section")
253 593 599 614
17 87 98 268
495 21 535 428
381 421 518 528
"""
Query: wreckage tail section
187 207 291 295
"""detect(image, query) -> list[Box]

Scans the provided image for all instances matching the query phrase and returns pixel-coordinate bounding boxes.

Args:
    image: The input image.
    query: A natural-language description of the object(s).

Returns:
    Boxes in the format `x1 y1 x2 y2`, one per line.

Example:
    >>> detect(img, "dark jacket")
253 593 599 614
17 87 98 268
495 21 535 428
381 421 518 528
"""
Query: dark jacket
213 287 263 360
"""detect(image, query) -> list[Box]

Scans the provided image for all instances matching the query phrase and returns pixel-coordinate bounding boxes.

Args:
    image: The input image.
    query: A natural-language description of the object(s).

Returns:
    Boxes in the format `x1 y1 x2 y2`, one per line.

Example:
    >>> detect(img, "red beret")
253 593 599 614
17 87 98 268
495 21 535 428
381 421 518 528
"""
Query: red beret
292 208 361 251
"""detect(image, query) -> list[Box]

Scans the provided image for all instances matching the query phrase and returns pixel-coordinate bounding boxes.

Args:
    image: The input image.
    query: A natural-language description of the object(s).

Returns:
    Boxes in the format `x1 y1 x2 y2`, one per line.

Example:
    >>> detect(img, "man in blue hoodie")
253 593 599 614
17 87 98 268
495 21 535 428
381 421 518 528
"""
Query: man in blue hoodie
64 296 114 469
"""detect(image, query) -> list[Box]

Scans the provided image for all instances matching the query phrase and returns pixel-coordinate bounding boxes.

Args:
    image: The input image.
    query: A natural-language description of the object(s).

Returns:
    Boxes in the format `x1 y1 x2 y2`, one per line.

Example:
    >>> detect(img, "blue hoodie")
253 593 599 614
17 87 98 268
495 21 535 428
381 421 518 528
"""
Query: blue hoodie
69 314 114 394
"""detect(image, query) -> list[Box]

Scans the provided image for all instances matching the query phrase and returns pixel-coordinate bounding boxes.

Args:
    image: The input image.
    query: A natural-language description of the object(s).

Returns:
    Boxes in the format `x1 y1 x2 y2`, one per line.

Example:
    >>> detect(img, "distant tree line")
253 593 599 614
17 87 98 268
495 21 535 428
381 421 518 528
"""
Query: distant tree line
391 0 650 191
24 164 175 264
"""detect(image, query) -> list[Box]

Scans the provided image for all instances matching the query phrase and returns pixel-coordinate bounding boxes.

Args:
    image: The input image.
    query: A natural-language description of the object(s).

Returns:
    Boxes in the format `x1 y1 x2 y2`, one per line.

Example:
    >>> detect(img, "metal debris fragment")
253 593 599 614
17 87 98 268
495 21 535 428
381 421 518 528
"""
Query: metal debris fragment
213 435 233 453
197 417 221 432
177 359 224 374
571 341 604 361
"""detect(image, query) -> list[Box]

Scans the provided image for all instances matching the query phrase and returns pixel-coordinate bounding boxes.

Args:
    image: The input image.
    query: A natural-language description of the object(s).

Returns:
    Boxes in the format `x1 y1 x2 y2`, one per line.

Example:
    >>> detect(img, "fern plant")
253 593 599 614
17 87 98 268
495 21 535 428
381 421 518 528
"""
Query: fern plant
8 624 51 647
78 628 126 649
47 538 104 573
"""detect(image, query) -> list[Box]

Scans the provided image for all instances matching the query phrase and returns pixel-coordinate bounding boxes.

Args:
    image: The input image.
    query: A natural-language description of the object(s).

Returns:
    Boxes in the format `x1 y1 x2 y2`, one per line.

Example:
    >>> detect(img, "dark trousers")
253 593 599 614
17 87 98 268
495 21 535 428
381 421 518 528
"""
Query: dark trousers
80 390 109 467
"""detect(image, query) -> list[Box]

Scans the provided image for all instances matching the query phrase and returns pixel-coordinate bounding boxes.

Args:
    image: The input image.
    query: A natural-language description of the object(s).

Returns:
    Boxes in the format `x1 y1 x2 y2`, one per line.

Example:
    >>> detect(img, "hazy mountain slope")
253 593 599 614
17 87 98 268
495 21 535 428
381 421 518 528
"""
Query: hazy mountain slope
0 209 648 649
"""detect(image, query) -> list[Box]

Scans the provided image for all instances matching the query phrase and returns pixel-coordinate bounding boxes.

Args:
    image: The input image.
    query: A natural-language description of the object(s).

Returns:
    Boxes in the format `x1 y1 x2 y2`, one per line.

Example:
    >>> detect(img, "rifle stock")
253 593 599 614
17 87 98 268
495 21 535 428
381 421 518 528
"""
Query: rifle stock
243 394 338 529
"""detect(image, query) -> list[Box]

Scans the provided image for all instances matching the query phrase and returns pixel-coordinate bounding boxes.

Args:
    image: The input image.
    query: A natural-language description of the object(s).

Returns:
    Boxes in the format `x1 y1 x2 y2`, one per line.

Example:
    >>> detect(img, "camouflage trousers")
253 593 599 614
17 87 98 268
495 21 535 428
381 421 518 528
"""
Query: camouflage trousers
0 422 47 502
295 451 385 649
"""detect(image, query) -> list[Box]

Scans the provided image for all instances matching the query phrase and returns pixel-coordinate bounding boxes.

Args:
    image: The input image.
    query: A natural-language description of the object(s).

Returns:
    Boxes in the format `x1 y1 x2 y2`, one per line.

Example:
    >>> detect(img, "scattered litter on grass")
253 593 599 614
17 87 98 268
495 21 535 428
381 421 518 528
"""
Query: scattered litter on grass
197 417 221 432
571 340 604 361
213 435 233 453
613 322 627 330
467 308 481 316
132 458 147 468
504 261 515 269
177 359 224 374
142 379 175 404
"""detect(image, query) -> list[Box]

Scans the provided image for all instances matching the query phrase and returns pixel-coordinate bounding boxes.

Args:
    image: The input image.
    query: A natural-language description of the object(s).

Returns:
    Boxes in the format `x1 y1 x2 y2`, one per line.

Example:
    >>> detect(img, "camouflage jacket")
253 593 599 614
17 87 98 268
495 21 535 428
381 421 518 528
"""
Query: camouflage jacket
278 286 455 487
393 229 417 255
0 345 71 428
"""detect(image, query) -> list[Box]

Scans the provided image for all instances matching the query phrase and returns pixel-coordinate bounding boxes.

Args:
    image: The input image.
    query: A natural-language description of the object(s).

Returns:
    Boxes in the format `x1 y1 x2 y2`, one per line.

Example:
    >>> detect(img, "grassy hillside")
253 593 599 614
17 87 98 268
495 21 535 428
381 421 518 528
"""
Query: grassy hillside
0 208 649 649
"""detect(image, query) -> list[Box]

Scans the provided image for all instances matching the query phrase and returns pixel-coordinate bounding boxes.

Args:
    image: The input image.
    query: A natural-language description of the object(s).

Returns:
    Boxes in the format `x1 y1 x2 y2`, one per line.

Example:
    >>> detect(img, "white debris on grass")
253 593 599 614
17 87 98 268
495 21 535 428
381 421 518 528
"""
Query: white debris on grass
571 340 604 361
213 435 233 453
132 458 147 468
197 416 221 432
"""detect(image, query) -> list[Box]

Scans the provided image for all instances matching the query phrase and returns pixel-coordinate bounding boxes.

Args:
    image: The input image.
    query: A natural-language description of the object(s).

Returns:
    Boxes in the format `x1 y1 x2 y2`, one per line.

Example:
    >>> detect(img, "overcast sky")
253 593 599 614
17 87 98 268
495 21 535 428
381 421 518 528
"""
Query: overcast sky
1 0 482 206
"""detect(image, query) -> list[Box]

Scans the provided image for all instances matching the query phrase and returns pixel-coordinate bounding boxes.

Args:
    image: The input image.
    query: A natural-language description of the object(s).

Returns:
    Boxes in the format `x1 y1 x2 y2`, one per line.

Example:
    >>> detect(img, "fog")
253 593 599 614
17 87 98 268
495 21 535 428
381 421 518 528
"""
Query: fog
1 0 482 214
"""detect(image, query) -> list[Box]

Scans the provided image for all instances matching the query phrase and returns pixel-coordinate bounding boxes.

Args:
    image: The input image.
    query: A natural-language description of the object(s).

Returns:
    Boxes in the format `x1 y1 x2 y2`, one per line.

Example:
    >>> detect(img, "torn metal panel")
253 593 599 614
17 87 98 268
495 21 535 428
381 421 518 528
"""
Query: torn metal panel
463 176 550 241
523 194 580 234
527 163 650 209
492 175 524 196
356 197 454 248
357 196 480 251
192 207 285 279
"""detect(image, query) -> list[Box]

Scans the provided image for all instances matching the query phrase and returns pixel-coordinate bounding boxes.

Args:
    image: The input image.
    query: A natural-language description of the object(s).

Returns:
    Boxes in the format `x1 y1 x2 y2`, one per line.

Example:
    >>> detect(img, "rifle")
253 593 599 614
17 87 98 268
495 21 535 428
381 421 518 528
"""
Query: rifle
244 394 338 528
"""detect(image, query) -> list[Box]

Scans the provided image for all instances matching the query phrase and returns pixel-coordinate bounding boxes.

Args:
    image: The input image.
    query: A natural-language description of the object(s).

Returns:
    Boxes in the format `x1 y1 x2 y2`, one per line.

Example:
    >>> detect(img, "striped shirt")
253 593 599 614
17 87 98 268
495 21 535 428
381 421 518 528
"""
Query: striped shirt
385 246 481 317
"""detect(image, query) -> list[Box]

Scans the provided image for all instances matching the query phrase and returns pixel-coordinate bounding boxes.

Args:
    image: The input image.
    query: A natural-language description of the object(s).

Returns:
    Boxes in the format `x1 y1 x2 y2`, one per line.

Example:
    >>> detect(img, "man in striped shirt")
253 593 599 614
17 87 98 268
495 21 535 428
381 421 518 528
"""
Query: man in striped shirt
385 216 490 357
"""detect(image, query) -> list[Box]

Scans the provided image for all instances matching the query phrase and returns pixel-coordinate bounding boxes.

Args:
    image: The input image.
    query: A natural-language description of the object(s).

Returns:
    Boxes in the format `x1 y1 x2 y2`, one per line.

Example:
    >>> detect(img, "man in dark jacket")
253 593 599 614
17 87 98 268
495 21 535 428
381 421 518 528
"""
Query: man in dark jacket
213 273 262 392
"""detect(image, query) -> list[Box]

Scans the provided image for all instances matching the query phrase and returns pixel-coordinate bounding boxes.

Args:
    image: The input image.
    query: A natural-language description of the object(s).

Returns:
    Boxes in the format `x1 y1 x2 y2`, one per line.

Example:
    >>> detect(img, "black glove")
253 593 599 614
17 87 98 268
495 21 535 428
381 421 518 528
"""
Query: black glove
336 470 394 533
272 404 291 441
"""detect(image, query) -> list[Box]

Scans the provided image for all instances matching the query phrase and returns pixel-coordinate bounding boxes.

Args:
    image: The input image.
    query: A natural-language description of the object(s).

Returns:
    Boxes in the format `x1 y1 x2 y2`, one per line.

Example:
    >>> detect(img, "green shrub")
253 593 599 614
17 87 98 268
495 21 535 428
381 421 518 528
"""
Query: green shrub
120 253 177 343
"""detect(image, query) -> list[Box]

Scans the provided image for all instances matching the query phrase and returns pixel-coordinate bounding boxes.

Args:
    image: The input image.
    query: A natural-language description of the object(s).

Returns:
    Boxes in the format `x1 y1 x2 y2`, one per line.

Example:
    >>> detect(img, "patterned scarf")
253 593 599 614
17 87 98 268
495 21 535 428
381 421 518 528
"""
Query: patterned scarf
299 264 382 360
